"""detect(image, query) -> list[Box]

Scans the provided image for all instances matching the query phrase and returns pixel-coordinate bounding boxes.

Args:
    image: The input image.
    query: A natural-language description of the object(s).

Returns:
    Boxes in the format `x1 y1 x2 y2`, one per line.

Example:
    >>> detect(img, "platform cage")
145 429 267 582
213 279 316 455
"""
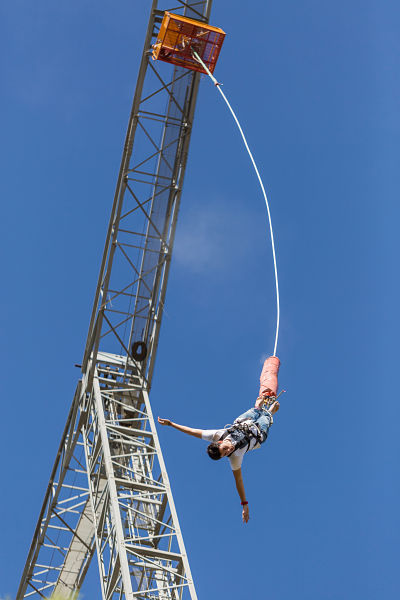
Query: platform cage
152 11 226 74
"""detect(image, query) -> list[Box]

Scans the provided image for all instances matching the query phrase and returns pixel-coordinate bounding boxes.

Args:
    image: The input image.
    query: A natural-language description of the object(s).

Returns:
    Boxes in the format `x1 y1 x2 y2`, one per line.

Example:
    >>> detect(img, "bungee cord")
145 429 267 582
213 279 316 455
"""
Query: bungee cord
192 51 280 357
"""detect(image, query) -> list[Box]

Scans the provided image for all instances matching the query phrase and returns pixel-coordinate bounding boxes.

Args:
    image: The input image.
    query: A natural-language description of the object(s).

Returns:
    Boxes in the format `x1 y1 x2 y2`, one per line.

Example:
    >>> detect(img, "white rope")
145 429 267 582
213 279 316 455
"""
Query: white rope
192 51 280 356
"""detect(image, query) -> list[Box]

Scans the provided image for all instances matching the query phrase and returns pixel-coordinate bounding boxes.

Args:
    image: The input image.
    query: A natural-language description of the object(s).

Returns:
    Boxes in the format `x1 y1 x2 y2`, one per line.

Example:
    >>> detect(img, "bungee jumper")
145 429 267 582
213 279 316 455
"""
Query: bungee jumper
154 13 285 524
158 357 282 523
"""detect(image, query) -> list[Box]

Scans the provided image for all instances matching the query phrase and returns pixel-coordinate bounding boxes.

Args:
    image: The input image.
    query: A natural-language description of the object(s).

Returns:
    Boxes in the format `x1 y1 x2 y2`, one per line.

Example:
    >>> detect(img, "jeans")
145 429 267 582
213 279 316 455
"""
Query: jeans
234 407 272 443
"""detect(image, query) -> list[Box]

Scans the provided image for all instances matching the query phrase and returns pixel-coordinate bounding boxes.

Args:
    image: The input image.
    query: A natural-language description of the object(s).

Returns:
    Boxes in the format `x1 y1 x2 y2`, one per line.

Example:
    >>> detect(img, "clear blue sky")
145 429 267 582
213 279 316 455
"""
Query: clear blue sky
1 1 399 598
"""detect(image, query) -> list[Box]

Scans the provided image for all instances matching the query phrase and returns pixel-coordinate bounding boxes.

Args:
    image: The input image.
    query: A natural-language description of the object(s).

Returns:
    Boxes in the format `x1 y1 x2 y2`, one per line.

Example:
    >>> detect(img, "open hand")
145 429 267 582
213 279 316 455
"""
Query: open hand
158 417 172 426
242 504 249 523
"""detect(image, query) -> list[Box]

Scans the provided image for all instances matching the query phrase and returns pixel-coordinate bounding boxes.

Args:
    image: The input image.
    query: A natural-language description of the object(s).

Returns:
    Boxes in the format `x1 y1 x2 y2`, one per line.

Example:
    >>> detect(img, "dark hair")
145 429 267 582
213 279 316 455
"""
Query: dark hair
207 443 222 460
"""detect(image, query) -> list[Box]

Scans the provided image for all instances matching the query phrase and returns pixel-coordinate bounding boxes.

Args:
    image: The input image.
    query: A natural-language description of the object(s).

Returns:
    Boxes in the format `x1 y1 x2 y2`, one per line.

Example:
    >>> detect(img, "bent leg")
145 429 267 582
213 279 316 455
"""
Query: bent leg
255 410 272 441
234 407 261 424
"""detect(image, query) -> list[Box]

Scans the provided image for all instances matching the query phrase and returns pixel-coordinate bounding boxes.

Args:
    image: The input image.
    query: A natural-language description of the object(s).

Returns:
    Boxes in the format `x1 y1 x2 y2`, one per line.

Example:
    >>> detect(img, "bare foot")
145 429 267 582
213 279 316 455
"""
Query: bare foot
255 396 265 409
269 401 280 415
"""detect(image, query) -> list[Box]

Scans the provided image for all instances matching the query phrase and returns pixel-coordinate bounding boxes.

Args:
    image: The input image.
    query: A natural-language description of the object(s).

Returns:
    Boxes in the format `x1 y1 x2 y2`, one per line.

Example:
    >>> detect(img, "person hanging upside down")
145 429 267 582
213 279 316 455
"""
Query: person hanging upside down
158 395 280 524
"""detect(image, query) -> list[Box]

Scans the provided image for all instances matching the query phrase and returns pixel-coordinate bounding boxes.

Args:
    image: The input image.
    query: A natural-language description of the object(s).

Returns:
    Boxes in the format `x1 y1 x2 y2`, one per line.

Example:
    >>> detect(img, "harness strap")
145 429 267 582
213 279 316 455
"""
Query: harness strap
221 422 264 456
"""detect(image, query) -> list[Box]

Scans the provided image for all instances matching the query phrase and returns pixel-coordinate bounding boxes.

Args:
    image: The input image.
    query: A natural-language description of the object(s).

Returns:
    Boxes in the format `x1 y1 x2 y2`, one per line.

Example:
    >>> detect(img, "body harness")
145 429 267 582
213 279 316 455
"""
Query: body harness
220 420 267 456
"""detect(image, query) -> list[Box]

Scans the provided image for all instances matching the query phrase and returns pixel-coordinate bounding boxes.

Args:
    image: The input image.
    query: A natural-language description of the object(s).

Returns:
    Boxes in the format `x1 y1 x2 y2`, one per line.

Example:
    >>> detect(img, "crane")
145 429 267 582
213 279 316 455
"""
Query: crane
17 1 214 598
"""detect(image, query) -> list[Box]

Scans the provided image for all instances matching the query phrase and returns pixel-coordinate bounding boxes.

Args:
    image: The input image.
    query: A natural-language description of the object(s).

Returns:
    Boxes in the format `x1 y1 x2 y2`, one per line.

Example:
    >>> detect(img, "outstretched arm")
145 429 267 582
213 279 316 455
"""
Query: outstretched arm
158 417 202 439
232 468 249 523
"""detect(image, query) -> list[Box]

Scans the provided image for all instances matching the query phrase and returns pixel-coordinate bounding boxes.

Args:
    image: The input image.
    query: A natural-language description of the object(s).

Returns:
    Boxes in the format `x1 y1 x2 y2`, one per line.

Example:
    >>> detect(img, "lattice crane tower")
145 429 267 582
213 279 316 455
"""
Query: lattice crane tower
17 1 216 598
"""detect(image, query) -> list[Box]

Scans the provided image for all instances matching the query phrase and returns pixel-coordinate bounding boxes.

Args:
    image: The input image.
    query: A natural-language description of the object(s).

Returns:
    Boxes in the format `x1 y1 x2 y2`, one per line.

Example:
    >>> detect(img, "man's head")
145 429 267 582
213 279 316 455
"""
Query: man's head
206 443 221 460
206 439 235 460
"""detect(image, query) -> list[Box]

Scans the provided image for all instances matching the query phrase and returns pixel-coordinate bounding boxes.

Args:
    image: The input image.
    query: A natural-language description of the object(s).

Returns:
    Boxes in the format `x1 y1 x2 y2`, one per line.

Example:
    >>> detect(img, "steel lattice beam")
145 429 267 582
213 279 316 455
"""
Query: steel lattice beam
82 0 212 390
17 1 212 598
